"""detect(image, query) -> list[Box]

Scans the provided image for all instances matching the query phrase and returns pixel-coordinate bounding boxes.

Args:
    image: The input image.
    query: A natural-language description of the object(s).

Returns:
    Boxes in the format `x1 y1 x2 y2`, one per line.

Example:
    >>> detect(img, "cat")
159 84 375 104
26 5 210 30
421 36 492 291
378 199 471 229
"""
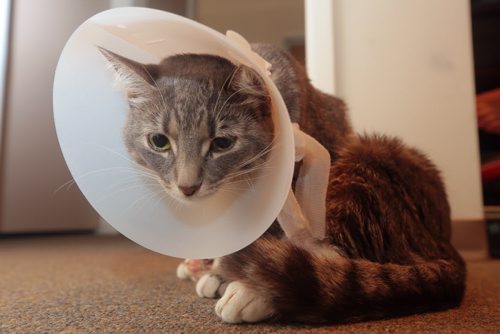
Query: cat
99 43 466 324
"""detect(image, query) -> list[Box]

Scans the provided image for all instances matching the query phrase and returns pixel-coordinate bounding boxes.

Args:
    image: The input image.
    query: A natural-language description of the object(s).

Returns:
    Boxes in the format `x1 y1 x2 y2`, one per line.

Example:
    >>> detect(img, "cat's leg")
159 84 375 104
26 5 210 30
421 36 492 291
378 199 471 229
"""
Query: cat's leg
195 258 230 298
214 239 277 323
214 235 339 323
176 258 227 298
196 222 285 300
196 273 228 298
176 259 213 281
176 261 192 280
215 281 273 323
177 258 228 298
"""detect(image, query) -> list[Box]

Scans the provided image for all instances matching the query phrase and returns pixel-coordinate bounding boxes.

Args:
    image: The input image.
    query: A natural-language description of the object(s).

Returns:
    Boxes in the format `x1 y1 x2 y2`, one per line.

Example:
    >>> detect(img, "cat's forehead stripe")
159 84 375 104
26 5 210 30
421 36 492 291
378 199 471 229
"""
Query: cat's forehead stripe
166 111 178 139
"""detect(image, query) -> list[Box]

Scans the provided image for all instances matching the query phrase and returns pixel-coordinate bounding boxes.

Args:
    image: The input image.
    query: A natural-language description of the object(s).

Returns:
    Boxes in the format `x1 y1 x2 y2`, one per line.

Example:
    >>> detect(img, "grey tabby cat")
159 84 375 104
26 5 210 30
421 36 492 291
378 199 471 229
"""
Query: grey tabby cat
99 43 465 324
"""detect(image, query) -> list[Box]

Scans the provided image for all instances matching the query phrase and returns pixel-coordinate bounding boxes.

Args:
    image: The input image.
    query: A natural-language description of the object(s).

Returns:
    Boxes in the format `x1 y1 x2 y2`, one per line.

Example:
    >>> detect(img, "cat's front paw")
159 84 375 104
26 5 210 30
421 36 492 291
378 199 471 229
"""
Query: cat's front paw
215 281 274 323
196 273 227 298
176 261 192 280
176 259 213 281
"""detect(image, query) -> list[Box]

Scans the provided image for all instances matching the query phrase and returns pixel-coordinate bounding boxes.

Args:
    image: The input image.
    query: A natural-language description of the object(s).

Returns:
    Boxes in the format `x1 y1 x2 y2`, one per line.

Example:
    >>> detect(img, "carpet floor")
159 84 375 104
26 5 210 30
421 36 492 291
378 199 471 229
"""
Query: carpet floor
1 234 499 333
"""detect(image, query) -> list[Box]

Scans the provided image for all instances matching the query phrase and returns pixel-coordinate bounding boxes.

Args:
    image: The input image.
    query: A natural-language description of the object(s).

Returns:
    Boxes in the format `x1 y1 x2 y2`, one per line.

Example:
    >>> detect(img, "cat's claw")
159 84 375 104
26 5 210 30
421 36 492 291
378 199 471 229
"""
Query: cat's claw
196 274 222 298
215 281 274 323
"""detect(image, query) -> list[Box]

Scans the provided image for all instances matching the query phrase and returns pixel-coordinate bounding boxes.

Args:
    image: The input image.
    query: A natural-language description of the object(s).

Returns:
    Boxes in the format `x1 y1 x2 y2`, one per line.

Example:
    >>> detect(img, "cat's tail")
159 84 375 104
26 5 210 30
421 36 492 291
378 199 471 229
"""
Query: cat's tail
219 237 466 323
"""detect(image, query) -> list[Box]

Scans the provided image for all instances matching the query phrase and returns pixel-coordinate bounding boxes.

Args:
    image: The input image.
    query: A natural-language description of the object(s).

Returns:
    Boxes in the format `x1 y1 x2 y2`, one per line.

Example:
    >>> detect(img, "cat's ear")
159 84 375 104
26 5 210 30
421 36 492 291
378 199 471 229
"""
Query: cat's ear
98 47 159 105
228 65 271 116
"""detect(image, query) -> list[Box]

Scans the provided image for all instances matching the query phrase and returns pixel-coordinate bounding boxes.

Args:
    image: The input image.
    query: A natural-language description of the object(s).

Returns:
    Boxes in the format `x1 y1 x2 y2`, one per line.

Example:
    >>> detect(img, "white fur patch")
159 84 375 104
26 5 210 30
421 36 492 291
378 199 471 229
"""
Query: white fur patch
196 274 222 298
215 281 274 323
176 261 191 280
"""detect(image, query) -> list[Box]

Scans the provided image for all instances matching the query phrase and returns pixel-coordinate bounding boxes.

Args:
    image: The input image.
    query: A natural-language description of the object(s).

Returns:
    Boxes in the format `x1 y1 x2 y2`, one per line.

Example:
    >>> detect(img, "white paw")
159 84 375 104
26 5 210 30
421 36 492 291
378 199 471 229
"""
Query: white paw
196 274 222 298
176 261 191 280
215 281 274 323
217 281 229 296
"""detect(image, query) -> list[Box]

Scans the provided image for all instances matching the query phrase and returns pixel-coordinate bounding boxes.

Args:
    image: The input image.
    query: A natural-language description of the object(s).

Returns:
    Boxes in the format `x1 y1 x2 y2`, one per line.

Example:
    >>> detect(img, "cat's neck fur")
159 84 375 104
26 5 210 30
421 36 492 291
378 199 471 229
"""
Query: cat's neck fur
251 43 353 158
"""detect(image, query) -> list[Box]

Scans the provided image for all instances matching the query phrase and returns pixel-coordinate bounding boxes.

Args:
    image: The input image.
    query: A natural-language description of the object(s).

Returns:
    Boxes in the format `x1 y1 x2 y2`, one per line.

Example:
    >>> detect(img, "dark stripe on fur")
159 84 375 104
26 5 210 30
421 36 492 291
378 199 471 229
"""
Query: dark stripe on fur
219 236 465 324
218 134 466 324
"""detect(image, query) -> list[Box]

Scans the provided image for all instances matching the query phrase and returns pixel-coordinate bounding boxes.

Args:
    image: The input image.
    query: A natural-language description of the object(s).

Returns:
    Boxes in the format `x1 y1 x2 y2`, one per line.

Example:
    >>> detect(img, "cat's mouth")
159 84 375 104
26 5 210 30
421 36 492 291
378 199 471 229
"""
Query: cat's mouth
157 180 215 203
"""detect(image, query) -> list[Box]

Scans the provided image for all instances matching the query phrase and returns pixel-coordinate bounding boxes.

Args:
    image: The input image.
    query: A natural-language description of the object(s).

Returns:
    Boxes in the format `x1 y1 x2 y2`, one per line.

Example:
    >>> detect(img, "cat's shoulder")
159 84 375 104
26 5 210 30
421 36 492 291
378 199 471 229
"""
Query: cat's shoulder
250 43 304 78
250 43 309 122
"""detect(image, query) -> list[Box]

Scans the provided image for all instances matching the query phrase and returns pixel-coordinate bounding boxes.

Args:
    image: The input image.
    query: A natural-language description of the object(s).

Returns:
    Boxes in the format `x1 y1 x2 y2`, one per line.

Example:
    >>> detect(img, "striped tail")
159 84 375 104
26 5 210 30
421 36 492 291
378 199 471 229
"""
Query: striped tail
219 237 466 323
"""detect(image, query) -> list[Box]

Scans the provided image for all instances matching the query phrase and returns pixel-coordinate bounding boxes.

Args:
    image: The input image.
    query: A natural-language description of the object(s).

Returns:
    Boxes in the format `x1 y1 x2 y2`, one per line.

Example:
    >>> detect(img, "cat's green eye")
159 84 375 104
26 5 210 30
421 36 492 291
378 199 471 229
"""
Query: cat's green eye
211 137 235 152
148 134 171 152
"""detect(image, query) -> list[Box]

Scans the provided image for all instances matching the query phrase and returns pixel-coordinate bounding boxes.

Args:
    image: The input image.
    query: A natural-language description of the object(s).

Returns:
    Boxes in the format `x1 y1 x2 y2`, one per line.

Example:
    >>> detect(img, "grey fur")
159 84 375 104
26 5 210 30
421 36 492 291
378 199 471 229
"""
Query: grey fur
99 49 274 200
251 43 353 158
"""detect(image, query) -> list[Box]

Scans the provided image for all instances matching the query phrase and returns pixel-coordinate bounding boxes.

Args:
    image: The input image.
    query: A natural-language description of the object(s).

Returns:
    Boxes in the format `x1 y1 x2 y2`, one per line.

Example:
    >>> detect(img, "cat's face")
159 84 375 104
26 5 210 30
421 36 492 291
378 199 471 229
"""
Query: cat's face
100 49 274 201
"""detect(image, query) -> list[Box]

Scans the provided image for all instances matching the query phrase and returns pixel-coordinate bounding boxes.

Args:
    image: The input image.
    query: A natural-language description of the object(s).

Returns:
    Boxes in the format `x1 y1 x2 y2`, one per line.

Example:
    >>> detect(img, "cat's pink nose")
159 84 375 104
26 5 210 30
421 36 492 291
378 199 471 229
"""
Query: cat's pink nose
178 184 201 197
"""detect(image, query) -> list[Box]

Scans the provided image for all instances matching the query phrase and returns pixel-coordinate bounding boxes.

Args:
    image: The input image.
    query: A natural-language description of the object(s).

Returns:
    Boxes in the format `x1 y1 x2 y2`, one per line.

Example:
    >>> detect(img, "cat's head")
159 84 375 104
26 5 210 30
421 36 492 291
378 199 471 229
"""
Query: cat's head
99 48 274 201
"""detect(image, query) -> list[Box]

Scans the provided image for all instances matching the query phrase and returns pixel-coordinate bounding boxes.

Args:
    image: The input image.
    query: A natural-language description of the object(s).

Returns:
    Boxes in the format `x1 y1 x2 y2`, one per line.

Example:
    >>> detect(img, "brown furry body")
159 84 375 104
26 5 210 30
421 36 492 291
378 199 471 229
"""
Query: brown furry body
101 43 466 324
215 44 466 323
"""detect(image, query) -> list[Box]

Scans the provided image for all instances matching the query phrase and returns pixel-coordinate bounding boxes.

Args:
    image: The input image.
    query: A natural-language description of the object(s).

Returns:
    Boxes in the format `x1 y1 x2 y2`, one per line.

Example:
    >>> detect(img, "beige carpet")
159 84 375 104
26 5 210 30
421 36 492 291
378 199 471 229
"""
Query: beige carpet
1 234 499 333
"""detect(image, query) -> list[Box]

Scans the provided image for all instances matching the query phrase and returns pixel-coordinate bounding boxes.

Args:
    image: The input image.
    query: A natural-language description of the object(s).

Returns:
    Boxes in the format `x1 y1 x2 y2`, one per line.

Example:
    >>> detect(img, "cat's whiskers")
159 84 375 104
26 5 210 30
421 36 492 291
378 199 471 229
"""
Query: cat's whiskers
142 64 168 113
225 173 257 190
153 180 193 211
212 67 237 116
139 188 169 212
82 142 142 166
150 191 175 212
214 87 243 120
223 142 278 182
145 186 174 212
216 186 245 196
95 179 161 205
232 138 278 171
243 174 257 194
103 177 158 195
224 165 274 186
220 161 270 187
128 185 167 213
54 166 158 194
53 142 161 194
220 174 257 188
216 173 262 197
214 84 262 120
59 168 161 205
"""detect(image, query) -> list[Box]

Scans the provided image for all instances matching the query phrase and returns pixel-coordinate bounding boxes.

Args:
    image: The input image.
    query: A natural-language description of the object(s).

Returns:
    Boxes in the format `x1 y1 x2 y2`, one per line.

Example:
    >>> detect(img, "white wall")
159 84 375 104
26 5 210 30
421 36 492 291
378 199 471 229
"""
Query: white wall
307 0 483 222
305 0 335 94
